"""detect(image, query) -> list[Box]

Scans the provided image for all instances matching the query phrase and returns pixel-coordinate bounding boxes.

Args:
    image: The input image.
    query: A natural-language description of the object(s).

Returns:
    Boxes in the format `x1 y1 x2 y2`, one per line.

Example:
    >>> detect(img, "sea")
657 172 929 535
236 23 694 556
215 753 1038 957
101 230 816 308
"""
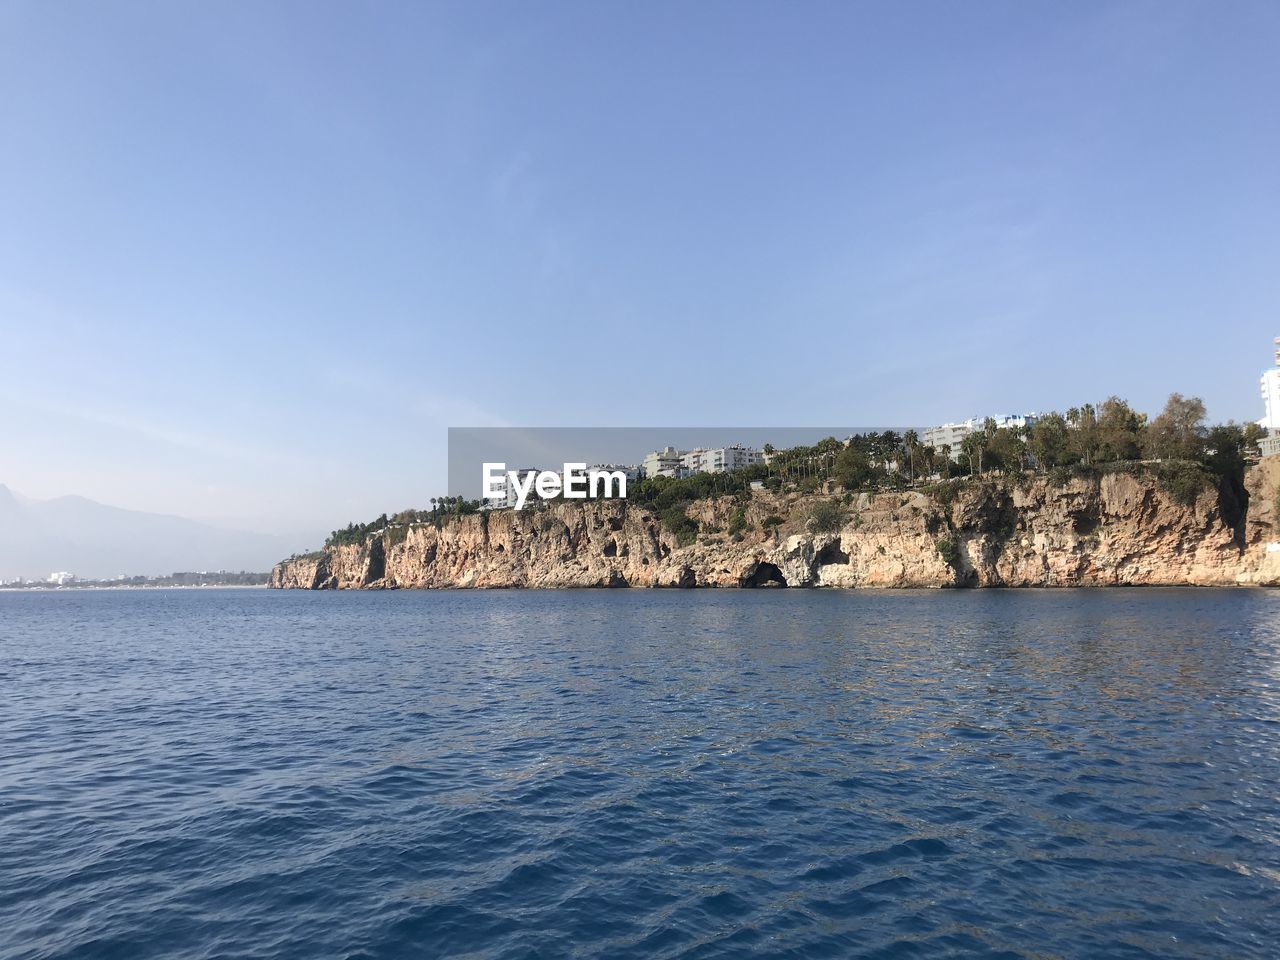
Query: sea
3 587 1279 959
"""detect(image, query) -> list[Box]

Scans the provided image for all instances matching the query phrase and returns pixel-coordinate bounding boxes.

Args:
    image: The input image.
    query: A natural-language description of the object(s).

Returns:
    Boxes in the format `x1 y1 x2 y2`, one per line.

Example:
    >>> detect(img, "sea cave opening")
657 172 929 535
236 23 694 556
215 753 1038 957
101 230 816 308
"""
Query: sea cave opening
815 541 850 566
743 562 788 588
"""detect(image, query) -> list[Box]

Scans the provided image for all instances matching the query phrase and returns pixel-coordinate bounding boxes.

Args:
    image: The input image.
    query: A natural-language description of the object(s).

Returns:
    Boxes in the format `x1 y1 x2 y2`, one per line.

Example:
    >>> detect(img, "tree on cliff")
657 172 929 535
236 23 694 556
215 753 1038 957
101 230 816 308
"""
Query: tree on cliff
903 429 920 482
1144 393 1208 461
1243 422 1265 458
1203 423 1247 484
961 432 986 474
1029 413 1071 469
834 445 874 490
1094 397 1146 462
1068 403 1100 465
984 428 1028 474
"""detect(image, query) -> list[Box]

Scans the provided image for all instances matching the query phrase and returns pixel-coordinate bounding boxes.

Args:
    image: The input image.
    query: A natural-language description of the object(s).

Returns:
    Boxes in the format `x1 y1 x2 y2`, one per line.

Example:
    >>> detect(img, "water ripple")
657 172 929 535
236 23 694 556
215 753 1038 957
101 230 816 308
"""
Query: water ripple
2 587 1280 958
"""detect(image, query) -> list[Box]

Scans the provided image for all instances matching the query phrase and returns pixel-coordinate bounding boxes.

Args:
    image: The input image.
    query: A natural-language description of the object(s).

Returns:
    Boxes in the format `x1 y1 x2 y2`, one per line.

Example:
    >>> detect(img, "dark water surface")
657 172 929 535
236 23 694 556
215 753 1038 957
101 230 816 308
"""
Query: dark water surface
3 588 1280 959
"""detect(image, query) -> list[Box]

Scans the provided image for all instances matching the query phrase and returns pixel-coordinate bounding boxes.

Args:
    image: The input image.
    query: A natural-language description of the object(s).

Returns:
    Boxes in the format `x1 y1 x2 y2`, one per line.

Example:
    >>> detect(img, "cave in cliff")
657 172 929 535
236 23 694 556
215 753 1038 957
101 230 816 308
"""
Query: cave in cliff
815 541 850 566
742 562 788 588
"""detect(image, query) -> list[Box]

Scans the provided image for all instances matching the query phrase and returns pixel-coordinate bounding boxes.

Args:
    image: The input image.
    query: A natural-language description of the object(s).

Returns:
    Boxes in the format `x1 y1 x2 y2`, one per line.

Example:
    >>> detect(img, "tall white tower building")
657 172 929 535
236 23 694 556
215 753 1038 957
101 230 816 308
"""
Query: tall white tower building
1261 337 1280 432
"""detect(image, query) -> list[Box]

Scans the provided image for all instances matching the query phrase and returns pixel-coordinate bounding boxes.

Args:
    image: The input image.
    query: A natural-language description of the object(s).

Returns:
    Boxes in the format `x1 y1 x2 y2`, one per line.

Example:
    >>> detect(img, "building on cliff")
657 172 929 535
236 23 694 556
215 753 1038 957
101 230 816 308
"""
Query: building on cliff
1260 337 1280 429
681 445 764 475
1265 371 1280 431
642 445 764 478
588 463 641 483
923 414 1039 462
641 447 685 478
488 467 540 509
1260 338 1280 458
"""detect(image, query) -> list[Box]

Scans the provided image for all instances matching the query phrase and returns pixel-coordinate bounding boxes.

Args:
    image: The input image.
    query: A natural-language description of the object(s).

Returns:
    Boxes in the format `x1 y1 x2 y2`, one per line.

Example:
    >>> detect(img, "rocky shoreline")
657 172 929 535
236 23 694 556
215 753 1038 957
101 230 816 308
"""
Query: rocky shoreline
271 459 1280 590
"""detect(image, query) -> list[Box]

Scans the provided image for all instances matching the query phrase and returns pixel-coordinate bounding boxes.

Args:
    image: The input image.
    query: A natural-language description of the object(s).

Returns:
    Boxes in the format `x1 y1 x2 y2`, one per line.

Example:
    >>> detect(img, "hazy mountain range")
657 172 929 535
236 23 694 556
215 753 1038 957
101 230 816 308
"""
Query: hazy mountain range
0 484 298 580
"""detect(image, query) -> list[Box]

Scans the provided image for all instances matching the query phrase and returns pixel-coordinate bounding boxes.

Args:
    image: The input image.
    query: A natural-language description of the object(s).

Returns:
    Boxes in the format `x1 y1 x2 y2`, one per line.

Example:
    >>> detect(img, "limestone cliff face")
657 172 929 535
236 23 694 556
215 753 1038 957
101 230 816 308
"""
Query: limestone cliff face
271 460 1280 590
1240 457 1280 585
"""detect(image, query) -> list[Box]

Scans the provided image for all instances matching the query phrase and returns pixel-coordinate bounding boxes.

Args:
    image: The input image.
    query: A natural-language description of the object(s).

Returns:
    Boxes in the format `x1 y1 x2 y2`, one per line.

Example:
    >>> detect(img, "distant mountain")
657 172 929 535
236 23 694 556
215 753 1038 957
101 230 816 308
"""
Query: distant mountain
0 484 295 580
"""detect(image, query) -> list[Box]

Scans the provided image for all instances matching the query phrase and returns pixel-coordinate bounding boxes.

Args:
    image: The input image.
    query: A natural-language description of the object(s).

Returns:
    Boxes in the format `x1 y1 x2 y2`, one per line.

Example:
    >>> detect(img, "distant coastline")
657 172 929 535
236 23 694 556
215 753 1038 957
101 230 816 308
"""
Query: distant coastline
1 572 270 591
0 583 270 591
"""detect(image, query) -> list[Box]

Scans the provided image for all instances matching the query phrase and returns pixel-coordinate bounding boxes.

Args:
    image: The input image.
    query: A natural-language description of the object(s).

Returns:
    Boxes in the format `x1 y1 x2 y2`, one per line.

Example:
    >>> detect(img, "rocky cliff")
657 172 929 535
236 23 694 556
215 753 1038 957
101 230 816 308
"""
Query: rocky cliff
271 459 1280 589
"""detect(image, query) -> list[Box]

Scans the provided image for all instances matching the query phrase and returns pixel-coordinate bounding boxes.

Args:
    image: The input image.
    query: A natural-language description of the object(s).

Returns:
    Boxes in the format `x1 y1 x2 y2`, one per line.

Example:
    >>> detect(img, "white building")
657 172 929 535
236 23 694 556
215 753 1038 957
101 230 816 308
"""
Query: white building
680 444 763 475
487 467 540 509
551 464 640 496
923 414 1039 462
48 571 75 585
589 463 641 483
642 447 685 479
1259 338 1280 458
1260 338 1280 431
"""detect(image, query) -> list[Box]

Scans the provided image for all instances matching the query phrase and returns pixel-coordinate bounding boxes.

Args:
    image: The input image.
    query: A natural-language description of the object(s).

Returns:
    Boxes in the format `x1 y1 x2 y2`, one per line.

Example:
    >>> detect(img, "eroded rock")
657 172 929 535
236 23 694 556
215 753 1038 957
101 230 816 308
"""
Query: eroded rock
270 461 1280 590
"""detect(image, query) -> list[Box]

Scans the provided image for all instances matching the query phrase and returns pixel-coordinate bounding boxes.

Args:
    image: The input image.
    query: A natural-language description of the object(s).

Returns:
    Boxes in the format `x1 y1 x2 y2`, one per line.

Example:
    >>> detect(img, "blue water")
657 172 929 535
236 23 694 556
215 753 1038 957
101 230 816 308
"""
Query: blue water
3 589 1280 959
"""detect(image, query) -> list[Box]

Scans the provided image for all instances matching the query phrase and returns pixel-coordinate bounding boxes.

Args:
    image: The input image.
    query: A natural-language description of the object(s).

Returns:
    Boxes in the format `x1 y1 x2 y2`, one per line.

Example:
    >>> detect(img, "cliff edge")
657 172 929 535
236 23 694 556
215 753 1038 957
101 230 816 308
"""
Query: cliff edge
272 459 1280 589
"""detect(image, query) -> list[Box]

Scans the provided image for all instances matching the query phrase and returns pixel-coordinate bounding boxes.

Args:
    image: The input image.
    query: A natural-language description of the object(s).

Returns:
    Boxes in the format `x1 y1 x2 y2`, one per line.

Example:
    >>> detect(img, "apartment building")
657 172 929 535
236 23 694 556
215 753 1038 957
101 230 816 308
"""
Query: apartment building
1260 338 1280 457
641 447 685 478
923 414 1039 462
680 444 764 475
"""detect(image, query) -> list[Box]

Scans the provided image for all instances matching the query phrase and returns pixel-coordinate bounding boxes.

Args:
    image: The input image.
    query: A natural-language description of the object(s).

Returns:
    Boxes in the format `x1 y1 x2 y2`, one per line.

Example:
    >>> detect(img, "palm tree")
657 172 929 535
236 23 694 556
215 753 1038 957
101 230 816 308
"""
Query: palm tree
903 429 919 483
962 432 986 475
921 444 937 480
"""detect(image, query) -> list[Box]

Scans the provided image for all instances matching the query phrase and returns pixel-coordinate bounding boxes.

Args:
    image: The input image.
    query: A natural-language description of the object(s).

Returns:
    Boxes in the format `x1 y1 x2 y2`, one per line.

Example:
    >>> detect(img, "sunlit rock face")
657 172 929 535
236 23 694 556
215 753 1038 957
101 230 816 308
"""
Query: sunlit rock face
271 460 1280 590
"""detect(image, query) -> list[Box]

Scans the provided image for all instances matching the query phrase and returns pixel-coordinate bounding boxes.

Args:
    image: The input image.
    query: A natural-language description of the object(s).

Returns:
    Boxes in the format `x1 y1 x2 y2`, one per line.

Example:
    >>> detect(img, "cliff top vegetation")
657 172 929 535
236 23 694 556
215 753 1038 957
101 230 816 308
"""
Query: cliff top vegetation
324 394 1264 548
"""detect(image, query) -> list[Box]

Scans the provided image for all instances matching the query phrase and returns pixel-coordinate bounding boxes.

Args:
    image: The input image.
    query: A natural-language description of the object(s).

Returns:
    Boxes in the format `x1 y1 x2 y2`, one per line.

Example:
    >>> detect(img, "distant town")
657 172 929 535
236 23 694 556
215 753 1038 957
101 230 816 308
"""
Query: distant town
0 571 270 590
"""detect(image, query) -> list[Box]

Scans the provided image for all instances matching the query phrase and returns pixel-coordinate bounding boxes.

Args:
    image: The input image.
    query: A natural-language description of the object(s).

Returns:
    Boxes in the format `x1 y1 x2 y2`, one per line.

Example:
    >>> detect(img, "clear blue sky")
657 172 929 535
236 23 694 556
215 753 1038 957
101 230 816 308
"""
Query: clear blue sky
1 1 1277 540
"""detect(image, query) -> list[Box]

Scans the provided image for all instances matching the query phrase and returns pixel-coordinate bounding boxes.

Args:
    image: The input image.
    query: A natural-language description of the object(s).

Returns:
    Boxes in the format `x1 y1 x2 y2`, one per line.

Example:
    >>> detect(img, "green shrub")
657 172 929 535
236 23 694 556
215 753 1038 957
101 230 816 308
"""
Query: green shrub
631 469 758 511
925 481 963 511
762 514 785 531
660 506 698 546
326 515 385 548
805 500 846 535
936 537 959 568
1155 460 1214 507
727 507 748 538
